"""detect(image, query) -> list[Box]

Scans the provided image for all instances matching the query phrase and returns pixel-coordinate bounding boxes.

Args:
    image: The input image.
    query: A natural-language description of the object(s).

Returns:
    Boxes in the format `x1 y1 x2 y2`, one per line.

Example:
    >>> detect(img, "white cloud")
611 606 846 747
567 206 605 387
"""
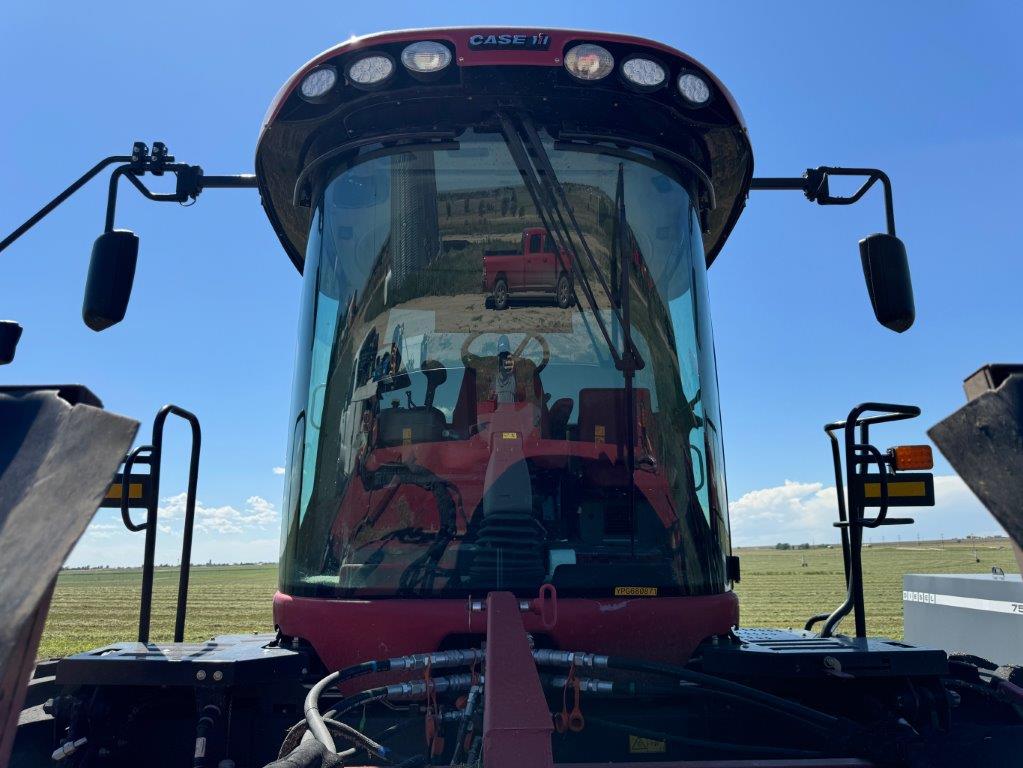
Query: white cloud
64 492 282 567
157 493 279 535
272 466 286 476
729 475 1006 547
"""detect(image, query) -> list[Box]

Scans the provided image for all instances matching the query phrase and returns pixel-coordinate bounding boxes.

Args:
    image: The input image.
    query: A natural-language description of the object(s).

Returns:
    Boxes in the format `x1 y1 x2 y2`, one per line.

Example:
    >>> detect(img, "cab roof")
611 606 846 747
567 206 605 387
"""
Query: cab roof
256 27 753 272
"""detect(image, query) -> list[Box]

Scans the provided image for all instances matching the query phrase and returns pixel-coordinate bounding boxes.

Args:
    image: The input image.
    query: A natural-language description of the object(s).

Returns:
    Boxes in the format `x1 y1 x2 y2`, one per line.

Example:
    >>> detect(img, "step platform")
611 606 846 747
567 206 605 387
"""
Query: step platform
697 627 948 679
54 634 306 688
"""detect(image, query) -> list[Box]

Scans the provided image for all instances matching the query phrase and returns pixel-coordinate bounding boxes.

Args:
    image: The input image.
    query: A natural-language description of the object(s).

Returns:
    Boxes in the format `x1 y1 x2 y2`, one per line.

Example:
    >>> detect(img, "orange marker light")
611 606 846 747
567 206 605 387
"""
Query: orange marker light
889 444 933 471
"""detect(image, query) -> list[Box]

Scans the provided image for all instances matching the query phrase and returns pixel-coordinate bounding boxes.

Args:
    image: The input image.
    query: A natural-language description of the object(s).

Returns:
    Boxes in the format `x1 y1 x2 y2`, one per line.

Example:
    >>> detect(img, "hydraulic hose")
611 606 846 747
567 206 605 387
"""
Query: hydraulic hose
532 650 848 733
608 656 846 731
538 673 844 739
306 649 484 752
193 703 223 768
304 671 342 753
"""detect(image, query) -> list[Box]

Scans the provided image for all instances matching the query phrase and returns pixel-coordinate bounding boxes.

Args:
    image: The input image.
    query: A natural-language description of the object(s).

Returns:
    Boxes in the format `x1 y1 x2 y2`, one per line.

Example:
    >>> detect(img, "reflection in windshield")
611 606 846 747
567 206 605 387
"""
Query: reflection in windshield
279 130 730 598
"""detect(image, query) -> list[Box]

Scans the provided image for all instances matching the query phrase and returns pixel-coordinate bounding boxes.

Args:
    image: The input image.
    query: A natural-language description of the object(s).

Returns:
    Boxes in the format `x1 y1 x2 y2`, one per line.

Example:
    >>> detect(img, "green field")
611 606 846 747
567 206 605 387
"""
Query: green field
38 539 1019 659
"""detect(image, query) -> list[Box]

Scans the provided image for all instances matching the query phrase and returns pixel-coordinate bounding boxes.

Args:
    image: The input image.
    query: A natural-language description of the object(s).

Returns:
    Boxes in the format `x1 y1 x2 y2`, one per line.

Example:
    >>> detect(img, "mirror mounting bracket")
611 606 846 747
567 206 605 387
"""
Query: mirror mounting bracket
750 166 896 236
0 141 258 254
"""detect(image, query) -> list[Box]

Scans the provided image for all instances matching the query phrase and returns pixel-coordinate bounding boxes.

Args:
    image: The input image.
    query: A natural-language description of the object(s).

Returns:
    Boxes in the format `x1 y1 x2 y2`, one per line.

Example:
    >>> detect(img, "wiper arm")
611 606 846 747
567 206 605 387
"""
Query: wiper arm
496 112 644 372
613 162 640 555
519 115 645 372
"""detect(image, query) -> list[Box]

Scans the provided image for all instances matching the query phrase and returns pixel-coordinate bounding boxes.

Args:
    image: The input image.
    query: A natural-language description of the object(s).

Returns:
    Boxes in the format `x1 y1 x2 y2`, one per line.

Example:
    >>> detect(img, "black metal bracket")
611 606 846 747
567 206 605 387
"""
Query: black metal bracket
750 167 896 236
0 141 257 253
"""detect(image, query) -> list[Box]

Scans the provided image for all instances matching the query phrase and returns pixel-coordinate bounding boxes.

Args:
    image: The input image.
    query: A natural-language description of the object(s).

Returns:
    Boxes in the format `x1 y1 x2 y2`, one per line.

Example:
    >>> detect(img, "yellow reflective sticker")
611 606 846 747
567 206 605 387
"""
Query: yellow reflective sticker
628 735 666 754
864 481 926 498
402 428 412 446
594 425 605 444
105 482 144 500
614 586 658 597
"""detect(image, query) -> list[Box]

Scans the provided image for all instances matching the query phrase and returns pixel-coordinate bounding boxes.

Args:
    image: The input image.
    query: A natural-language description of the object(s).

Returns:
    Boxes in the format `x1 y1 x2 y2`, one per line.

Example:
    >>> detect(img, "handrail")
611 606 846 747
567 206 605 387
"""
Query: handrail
812 403 919 638
118 404 202 644
152 405 202 643
120 445 153 532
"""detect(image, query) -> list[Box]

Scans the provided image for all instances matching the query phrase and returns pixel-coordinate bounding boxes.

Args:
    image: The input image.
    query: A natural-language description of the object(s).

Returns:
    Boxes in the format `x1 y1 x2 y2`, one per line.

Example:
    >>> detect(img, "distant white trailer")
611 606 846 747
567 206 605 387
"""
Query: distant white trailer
903 573 1023 665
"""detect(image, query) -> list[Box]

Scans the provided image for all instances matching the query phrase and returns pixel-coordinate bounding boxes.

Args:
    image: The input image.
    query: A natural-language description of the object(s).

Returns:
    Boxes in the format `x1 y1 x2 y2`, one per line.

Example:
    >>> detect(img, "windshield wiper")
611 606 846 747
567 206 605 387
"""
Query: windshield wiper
496 112 644 373
498 112 644 553
612 162 641 554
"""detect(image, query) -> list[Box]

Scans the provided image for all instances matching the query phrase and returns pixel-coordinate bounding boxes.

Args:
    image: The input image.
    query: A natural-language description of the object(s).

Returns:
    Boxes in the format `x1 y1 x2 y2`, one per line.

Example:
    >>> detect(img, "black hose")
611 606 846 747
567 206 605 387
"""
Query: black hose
193 704 222 768
304 672 341 752
605 656 849 733
278 719 357 760
536 671 846 739
323 688 390 721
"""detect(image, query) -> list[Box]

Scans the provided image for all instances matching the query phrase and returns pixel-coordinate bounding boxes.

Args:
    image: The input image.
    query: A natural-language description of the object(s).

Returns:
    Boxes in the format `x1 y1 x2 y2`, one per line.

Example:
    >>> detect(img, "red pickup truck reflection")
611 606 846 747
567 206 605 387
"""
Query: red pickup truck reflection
482 227 574 310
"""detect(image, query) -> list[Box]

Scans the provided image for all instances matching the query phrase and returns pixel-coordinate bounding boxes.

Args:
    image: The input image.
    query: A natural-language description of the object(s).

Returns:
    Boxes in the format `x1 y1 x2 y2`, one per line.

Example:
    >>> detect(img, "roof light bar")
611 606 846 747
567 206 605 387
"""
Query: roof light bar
564 44 614 81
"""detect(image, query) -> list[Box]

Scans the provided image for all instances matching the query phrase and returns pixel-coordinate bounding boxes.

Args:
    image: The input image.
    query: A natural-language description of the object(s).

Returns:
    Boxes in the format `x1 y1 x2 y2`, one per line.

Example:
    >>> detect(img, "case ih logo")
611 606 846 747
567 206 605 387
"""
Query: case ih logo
468 33 551 51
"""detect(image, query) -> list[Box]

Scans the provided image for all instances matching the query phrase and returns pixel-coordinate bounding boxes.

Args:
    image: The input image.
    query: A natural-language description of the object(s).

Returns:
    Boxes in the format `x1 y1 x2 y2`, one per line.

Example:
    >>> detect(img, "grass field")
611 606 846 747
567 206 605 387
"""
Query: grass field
38 539 1019 659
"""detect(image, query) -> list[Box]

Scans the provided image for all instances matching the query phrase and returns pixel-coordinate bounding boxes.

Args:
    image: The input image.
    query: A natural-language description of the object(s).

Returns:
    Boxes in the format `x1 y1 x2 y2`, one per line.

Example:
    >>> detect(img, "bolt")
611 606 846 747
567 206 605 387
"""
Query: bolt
212 670 223 682
196 670 206 681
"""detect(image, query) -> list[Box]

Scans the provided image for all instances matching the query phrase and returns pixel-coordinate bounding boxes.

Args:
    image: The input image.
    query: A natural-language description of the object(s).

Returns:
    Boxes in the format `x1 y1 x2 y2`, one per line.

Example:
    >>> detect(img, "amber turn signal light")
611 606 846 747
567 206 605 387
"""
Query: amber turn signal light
888 444 933 471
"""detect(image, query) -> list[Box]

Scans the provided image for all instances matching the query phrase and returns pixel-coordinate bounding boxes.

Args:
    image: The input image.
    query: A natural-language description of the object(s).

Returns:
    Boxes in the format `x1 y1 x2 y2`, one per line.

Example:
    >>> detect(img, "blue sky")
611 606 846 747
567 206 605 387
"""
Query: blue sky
2 2 1021 565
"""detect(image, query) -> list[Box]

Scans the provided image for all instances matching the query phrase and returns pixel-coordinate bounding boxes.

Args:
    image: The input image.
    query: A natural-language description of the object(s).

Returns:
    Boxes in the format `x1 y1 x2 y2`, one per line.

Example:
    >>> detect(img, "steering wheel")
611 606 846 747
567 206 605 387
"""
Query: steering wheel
460 332 550 372
513 334 550 373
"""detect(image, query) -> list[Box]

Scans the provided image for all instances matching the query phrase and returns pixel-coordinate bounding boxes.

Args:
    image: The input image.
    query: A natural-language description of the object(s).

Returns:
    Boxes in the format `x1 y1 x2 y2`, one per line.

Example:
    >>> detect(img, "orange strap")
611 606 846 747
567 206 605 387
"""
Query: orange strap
554 661 585 733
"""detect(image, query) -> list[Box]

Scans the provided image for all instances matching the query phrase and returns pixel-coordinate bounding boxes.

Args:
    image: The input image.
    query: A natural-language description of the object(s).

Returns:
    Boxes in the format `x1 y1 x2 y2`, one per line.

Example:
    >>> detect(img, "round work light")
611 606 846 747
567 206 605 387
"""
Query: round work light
346 54 395 88
401 41 452 75
564 44 614 81
299 66 338 101
677 72 712 106
621 57 667 90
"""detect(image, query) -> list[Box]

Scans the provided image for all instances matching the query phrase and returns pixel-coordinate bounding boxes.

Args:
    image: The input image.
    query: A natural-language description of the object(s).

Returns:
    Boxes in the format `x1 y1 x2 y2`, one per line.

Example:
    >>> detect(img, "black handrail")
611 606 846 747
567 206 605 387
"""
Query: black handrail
118 404 201 644
120 445 153 533
153 405 202 643
811 403 919 638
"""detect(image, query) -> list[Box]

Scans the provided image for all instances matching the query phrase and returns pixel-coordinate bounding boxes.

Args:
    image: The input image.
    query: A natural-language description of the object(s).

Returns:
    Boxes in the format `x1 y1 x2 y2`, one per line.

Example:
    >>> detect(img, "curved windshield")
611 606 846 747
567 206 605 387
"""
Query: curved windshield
279 129 730 598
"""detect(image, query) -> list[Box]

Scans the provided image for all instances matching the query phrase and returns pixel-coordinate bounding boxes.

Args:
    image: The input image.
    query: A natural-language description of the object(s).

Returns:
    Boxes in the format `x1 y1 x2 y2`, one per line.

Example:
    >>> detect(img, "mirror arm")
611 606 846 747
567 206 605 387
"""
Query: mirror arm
0 141 257 251
0 154 132 254
750 166 896 236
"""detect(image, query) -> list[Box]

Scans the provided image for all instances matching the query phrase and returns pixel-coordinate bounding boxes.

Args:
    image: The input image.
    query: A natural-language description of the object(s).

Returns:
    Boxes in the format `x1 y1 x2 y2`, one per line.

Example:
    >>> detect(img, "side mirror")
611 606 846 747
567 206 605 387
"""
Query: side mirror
0 320 23 365
83 230 139 331
860 233 915 333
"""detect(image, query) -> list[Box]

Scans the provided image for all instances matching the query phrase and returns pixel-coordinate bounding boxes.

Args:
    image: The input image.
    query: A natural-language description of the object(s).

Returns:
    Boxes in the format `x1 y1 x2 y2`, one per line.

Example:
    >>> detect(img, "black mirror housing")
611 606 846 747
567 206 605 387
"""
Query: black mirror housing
0 320 23 365
860 233 915 333
83 230 139 331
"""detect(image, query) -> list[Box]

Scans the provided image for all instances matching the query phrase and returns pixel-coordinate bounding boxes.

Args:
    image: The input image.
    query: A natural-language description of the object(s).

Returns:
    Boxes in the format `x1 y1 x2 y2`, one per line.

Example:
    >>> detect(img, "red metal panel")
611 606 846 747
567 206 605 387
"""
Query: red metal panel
273 590 737 676
482 591 554 768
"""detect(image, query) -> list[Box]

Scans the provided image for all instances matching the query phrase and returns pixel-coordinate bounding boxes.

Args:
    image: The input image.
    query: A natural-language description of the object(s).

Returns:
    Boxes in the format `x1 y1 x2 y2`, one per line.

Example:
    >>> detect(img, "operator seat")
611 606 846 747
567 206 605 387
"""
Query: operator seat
457 355 546 435
375 360 449 446
577 387 653 484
